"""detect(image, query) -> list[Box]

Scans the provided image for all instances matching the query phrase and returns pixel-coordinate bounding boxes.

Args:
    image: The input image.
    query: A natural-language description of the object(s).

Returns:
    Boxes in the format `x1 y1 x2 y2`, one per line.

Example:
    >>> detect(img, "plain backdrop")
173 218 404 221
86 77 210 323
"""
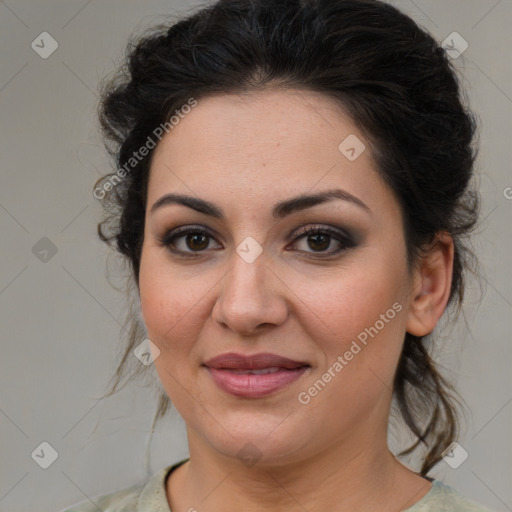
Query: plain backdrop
0 1 511 511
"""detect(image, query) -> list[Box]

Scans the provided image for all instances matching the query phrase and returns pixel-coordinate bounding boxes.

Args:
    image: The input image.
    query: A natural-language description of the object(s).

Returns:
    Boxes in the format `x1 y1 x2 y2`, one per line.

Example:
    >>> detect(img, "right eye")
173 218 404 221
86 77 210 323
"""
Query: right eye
157 225 222 255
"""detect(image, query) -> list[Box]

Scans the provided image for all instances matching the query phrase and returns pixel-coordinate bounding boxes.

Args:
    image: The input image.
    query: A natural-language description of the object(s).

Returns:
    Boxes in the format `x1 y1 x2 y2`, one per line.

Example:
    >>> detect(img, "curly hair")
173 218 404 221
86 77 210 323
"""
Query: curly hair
94 0 480 476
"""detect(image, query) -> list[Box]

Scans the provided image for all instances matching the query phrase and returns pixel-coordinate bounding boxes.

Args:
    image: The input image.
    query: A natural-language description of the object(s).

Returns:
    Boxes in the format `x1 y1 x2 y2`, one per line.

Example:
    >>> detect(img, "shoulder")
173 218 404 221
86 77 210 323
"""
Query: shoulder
407 480 495 512
58 464 176 512
59 480 143 512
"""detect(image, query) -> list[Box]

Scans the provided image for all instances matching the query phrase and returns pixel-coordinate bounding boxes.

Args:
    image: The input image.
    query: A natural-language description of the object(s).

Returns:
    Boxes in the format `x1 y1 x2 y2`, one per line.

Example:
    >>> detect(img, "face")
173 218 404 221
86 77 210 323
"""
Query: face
139 89 416 467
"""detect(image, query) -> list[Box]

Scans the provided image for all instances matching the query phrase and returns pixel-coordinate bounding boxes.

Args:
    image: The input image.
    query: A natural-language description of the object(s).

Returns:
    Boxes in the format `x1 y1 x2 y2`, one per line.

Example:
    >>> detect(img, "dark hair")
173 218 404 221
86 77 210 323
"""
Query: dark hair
95 0 480 476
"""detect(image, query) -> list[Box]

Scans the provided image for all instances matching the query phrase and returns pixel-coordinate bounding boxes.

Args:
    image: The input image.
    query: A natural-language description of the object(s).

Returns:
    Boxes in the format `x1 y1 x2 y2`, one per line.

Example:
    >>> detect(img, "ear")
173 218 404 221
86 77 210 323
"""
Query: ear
406 232 454 337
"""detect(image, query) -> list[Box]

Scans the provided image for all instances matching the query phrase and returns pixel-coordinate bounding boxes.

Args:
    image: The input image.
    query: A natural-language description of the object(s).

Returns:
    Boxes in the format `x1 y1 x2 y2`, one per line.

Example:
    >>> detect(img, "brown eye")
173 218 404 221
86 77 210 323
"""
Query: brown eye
185 232 209 251
306 233 331 252
291 225 355 256
158 226 222 255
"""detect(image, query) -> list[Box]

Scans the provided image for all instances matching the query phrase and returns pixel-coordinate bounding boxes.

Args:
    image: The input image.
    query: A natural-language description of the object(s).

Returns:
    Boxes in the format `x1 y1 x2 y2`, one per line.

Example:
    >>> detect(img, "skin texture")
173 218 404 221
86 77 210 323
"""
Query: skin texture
138 89 454 512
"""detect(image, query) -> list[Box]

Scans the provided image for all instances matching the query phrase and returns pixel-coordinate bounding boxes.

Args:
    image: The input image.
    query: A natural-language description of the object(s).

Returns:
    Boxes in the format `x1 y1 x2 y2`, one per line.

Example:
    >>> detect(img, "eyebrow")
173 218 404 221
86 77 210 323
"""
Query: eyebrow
150 188 371 219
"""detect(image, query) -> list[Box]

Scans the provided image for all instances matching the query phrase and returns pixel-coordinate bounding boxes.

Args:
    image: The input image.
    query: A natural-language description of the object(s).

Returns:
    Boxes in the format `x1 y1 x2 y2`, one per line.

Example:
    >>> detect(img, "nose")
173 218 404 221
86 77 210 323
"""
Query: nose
211 249 288 336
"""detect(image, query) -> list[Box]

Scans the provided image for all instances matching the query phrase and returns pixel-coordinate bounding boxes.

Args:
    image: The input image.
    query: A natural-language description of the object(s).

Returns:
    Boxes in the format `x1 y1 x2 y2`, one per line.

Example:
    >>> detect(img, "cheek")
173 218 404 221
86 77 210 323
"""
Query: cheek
307 262 405 337
138 249 217 359
302 255 408 386
139 251 189 348
138 257 201 404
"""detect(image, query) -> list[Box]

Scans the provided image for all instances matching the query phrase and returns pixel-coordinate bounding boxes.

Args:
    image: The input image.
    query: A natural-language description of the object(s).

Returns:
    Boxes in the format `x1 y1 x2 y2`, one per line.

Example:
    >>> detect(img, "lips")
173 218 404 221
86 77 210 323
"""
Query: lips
204 352 309 371
203 352 310 398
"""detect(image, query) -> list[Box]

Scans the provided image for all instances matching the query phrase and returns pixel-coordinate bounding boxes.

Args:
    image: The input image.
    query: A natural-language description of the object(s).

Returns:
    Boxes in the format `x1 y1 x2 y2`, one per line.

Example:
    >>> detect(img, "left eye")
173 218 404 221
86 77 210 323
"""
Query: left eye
290 226 352 255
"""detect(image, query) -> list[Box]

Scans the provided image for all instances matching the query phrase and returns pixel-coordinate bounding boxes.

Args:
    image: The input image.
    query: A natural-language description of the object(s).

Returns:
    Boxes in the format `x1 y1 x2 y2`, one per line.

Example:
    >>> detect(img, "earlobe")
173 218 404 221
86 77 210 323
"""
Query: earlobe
406 233 454 337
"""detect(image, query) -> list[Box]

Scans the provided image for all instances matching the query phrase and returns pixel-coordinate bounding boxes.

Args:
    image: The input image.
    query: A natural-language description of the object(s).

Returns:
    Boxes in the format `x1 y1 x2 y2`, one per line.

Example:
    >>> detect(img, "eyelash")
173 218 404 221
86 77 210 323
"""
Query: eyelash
156 224 355 258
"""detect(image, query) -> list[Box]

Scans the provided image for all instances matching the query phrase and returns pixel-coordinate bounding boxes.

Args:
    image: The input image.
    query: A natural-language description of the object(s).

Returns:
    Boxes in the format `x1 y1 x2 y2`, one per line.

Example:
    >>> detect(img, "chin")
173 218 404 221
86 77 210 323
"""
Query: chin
195 412 317 468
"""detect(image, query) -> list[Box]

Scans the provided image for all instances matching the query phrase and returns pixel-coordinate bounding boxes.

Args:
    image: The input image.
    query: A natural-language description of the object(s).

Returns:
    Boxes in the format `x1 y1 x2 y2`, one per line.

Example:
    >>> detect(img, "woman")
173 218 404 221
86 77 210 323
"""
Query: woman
64 0 492 510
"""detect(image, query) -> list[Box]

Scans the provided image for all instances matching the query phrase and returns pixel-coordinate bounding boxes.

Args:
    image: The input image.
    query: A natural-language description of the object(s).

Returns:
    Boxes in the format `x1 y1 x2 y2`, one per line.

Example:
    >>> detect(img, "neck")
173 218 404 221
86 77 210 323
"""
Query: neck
167 425 431 512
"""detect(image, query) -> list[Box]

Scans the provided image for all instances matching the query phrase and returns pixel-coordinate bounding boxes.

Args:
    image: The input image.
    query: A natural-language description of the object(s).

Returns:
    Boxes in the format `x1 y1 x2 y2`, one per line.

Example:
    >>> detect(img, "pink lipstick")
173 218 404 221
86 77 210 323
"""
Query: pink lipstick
203 352 310 398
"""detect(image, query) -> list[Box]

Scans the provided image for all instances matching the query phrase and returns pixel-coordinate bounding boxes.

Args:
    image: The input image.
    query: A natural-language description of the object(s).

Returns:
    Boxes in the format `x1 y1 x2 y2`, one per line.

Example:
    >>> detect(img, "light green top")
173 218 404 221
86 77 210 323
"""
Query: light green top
61 459 493 512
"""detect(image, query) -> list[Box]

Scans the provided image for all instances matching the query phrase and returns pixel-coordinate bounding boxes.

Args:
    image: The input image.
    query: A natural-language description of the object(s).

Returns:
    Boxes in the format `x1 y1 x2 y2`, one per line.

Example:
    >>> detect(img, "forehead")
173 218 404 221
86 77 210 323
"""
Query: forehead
147 88 397 221
153 88 361 159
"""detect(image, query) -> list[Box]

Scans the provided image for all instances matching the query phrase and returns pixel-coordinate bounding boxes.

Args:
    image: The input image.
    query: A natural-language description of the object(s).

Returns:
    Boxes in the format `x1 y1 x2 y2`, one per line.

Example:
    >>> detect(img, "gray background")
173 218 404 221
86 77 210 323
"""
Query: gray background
0 1 511 511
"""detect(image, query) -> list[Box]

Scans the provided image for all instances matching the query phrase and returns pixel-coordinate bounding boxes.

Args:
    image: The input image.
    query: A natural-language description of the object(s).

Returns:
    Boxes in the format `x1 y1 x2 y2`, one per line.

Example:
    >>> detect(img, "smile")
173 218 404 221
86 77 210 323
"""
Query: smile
202 352 311 398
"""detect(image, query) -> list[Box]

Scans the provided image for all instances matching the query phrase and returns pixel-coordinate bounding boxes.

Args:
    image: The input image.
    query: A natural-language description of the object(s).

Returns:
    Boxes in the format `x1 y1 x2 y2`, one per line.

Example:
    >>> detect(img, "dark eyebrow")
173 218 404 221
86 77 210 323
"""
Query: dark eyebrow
272 188 371 218
150 188 371 219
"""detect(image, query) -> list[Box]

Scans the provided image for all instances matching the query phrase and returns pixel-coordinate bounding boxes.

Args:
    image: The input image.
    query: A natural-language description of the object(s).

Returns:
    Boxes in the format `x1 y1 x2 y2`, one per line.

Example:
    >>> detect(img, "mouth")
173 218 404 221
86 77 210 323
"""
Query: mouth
203 352 311 398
